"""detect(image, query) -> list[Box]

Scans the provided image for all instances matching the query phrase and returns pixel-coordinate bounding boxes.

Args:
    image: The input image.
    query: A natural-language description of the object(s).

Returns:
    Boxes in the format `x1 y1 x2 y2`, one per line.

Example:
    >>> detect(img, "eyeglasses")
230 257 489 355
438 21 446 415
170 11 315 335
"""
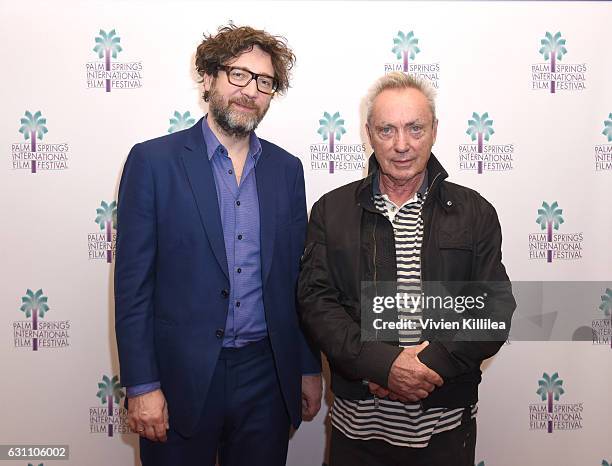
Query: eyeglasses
218 65 278 95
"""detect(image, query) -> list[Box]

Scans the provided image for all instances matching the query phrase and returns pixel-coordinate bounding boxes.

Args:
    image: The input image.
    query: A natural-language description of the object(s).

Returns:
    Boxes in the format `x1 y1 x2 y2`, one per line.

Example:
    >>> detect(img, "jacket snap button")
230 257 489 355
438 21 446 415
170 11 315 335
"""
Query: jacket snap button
447 200 453 206
215 329 224 338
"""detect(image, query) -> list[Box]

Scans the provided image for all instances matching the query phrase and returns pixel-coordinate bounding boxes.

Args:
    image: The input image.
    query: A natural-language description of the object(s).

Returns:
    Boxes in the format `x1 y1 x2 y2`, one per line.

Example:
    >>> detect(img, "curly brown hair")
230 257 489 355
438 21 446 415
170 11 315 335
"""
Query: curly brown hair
195 24 295 100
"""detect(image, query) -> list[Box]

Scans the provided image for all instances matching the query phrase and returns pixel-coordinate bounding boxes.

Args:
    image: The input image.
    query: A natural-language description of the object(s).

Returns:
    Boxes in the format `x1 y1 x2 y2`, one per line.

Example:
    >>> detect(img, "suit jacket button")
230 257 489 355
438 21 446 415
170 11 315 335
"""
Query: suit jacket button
221 289 229 298
215 329 224 338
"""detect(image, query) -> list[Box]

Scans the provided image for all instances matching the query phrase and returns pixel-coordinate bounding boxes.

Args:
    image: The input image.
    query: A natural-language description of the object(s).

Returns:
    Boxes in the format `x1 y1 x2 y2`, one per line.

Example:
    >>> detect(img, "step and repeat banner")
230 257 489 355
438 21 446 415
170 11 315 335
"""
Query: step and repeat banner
1 1 610 465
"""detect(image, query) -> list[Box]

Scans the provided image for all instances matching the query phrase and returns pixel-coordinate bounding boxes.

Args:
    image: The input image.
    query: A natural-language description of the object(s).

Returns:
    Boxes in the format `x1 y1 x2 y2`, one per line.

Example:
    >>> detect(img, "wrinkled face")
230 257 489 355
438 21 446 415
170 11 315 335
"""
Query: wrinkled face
366 87 437 183
204 45 274 137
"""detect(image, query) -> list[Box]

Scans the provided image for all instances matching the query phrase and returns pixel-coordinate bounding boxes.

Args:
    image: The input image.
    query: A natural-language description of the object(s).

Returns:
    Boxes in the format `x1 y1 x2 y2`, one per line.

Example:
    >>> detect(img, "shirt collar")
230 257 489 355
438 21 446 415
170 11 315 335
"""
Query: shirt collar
201 115 262 164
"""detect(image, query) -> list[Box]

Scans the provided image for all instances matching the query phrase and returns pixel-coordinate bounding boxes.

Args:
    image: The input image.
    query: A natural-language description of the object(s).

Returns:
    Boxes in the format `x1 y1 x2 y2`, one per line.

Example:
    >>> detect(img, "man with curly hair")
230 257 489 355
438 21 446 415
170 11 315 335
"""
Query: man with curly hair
115 24 322 466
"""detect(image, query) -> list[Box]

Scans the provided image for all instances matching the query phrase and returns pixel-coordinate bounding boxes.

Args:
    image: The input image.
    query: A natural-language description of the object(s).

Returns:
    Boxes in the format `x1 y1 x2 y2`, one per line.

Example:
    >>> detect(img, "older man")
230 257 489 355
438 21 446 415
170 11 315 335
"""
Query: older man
298 72 515 465
115 25 321 466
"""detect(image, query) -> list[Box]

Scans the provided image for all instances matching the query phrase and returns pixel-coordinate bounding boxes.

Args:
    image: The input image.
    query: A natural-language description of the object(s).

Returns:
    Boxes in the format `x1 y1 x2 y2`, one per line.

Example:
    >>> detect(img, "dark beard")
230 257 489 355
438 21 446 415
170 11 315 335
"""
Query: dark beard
211 105 253 138
208 91 267 138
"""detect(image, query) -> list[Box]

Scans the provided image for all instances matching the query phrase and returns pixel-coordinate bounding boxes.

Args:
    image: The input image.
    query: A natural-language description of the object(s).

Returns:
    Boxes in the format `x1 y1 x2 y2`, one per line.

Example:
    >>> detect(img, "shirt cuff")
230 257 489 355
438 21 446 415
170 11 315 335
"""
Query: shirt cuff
126 381 161 398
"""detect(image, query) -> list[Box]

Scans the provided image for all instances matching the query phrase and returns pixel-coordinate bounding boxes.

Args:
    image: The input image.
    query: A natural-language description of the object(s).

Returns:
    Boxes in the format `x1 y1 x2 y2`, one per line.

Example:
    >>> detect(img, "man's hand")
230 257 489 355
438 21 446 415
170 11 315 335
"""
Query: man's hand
128 388 169 442
301 374 323 421
387 341 444 402
367 382 390 398
368 382 410 402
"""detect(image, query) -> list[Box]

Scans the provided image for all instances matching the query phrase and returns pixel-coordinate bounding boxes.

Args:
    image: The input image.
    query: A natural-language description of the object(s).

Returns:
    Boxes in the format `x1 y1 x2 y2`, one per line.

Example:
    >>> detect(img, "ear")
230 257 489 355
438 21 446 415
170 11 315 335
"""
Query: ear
203 73 213 93
431 119 438 146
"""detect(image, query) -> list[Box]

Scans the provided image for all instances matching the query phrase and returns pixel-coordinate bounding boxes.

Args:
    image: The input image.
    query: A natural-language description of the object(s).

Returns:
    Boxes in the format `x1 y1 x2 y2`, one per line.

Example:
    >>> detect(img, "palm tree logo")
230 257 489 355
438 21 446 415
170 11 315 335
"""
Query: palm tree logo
538 31 567 94
96 374 124 437
19 111 48 173
599 289 612 348
536 201 564 263
168 111 196 133
476 462 485 466
599 288 612 317
602 460 611 466
318 112 346 173
20 288 50 351
536 372 564 433
603 113 612 142
466 112 495 174
93 29 123 93
95 200 117 263
392 31 420 73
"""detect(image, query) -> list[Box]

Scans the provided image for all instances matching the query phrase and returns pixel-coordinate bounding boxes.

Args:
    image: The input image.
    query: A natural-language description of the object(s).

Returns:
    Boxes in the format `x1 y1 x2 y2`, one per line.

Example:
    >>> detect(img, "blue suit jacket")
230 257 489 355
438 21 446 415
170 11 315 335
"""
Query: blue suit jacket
114 119 321 436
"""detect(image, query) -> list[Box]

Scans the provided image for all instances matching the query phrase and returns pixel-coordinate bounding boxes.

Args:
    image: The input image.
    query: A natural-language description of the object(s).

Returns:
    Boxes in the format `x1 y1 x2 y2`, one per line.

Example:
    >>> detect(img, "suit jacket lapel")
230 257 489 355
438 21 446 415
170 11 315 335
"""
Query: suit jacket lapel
180 120 229 279
256 150 276 287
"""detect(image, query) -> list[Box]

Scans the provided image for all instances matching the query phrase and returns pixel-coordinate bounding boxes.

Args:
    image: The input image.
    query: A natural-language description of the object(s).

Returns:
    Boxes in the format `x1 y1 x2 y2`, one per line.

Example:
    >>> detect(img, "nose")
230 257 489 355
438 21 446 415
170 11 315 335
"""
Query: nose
241 78 259 98
393 129 410 153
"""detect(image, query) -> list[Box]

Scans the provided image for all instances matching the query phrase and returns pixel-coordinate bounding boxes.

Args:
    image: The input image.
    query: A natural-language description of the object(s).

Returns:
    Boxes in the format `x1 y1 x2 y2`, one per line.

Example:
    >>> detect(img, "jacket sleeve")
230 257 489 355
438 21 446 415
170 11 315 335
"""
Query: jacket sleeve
298 197 402 387
418 196 516 380
114 143 160 387
291 158 322 375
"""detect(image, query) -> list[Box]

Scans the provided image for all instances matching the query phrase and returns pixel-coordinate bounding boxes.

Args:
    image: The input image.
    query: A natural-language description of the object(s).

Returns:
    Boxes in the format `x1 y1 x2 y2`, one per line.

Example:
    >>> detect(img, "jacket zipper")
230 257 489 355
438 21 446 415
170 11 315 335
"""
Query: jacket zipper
417 172 442 411
420 171 442 287
373 214 378 342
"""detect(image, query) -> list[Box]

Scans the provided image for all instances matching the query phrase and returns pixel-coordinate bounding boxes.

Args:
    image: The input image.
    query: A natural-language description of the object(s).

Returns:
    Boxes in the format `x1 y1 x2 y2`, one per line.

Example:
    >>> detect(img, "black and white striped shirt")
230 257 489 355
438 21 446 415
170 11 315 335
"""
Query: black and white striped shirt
331 181 476 448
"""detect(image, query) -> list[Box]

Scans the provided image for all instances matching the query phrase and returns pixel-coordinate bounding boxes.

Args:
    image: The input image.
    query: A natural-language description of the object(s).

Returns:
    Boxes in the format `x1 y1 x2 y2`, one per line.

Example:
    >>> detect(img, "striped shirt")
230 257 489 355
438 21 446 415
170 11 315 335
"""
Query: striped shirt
331 175 476 448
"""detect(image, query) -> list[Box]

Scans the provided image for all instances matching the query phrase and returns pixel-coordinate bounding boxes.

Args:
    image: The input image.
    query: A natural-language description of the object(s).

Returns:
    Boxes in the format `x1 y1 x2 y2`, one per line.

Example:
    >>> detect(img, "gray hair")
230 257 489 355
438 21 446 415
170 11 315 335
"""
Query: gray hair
365 72 437 124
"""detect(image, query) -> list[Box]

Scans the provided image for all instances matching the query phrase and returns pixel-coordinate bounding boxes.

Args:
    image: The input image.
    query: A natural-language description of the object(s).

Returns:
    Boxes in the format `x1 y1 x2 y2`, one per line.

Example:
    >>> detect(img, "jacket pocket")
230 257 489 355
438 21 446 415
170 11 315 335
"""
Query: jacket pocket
438 229 472 250
438 230 473 280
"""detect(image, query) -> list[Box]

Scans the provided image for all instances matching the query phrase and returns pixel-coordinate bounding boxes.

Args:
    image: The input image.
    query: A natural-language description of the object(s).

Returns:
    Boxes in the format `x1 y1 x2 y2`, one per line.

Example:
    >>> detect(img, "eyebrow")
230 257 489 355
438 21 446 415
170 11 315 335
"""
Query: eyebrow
228 65 275 79
376 120 426 127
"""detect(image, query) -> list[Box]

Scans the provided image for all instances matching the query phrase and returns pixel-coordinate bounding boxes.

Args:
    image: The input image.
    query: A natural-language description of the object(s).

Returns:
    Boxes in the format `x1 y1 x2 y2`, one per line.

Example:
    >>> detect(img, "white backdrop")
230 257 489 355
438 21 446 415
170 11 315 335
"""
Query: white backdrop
1 1 611 465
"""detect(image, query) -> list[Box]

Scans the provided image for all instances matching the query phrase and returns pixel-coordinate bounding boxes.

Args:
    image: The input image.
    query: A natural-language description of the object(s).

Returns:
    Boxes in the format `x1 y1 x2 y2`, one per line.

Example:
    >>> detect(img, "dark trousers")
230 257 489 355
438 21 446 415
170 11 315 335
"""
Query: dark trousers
329 409 476 466
140 338 290 466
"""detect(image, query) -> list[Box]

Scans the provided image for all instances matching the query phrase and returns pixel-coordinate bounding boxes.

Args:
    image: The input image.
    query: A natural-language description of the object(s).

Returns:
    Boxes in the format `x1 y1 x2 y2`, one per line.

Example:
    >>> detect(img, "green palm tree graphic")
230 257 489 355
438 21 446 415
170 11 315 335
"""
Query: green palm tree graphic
317 111 346 170
392 31 420 73
93 29 123 92
475 462 485 466
602 460 610 466
20 288 50 351
466 112 495 174
19 110 48 173
603 113 612 142
536 201 564 263
168 111 196 133
96 374 125 437
600 288 611 352
539 32 567 94
536 372 564 433
599 288 612 317
95 200 117 263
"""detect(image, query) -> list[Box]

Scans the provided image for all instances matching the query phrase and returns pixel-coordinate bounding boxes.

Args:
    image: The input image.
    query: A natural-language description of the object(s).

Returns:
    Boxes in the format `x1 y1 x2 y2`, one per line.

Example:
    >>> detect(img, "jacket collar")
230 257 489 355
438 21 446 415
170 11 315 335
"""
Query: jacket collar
180 117 277 285
180 118 229 279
